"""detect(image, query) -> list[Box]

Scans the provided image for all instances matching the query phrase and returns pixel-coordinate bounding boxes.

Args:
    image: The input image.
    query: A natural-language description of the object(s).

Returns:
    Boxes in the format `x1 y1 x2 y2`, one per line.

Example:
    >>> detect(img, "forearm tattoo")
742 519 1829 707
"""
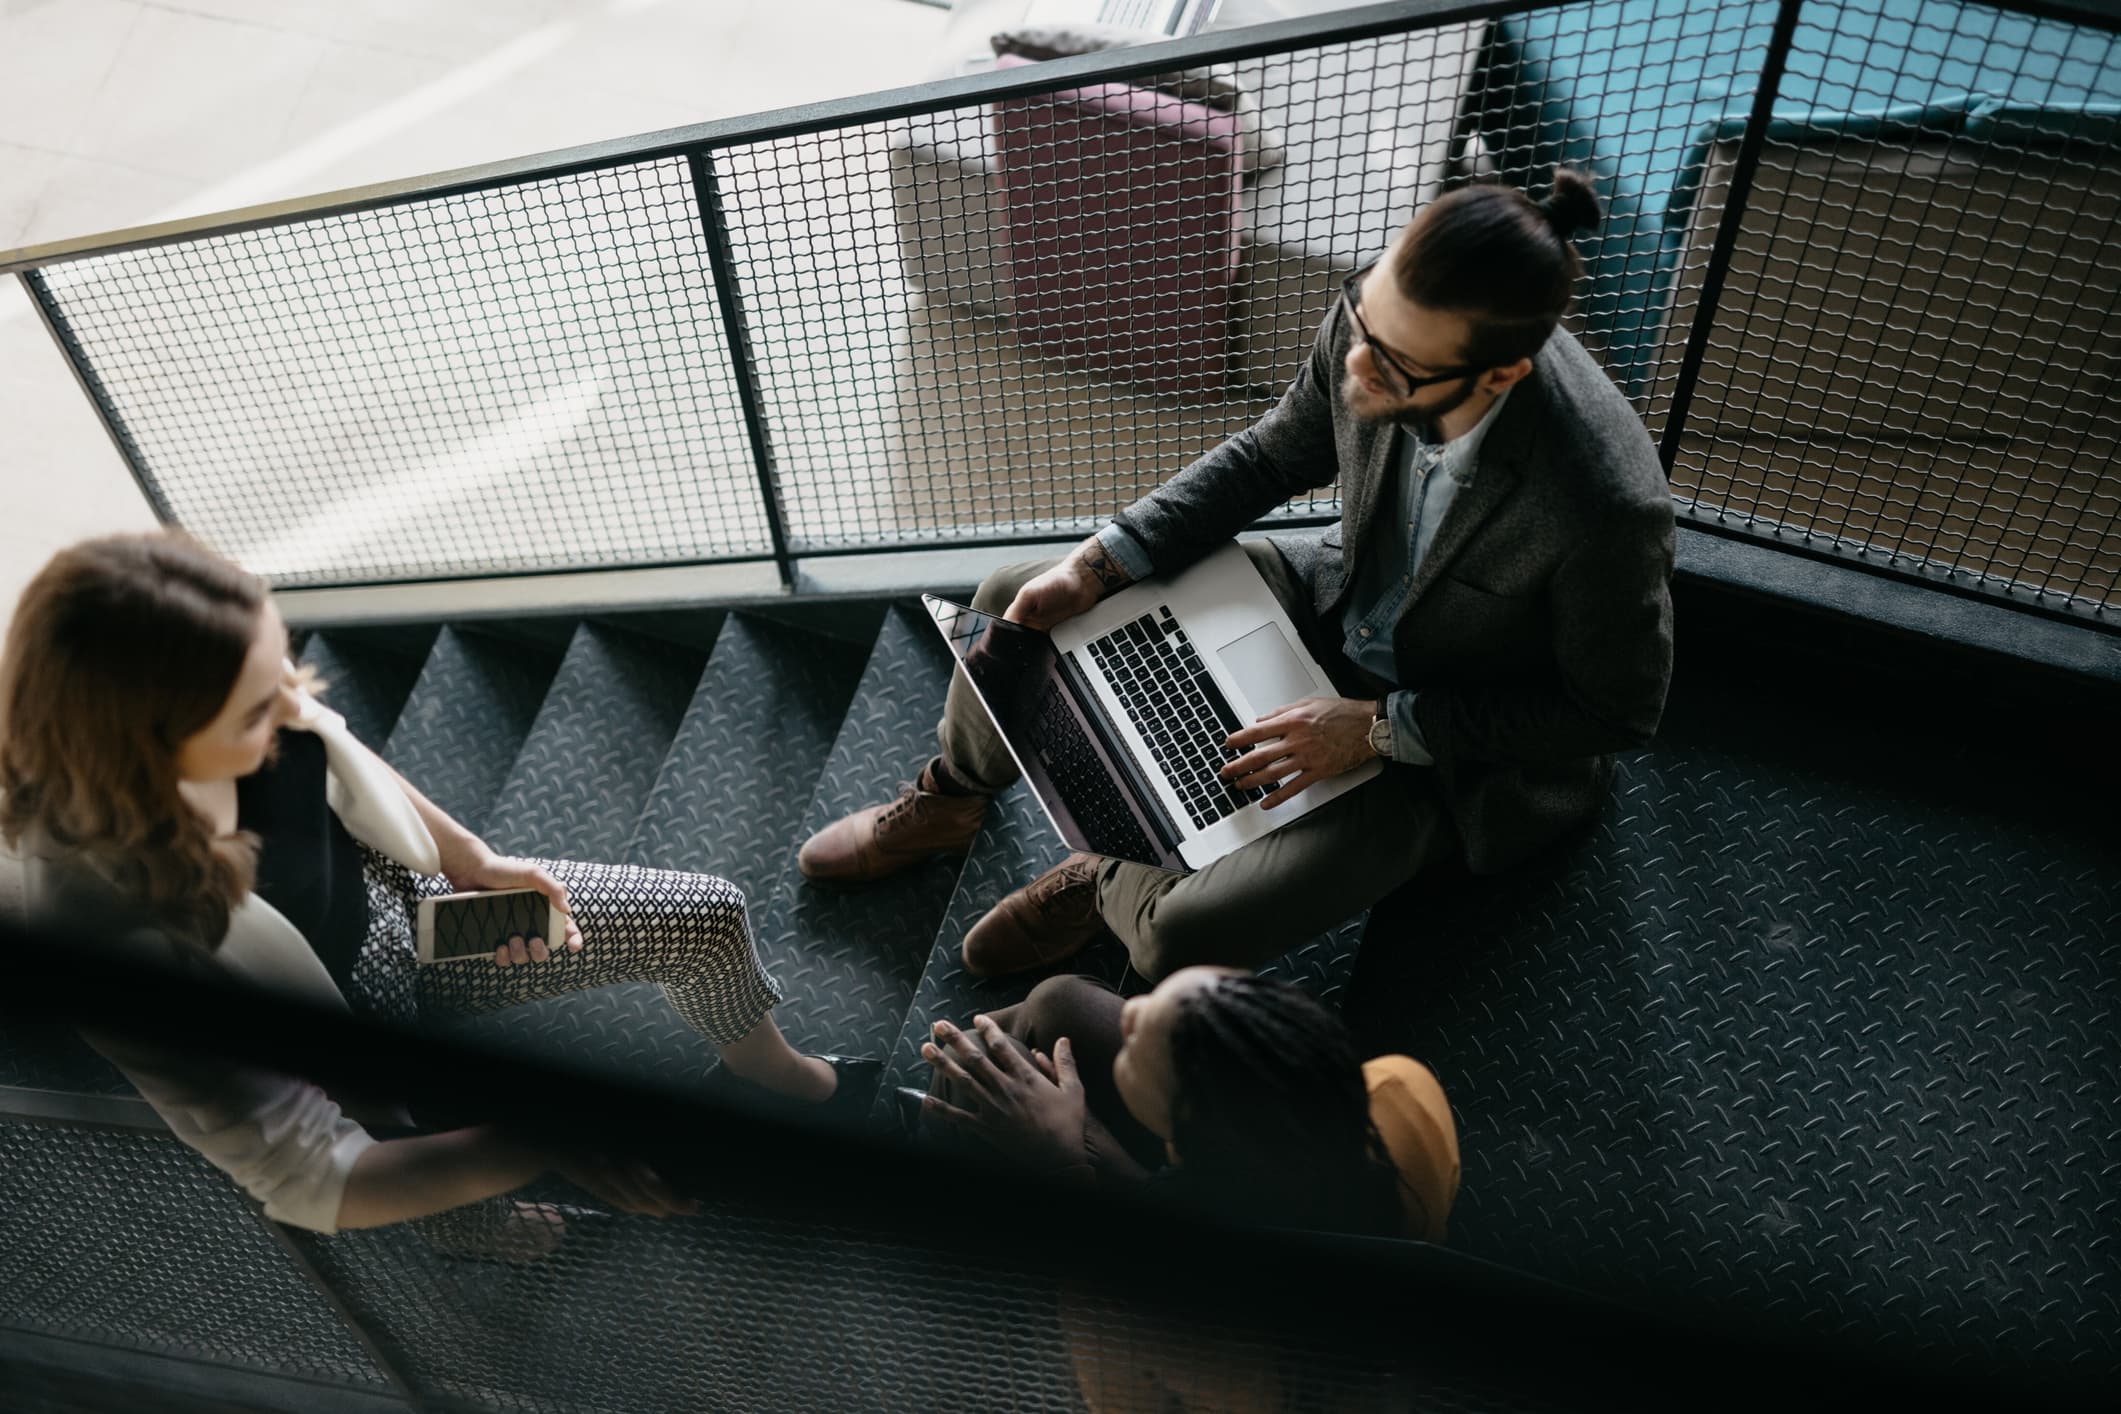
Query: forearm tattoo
1074 539 1134 595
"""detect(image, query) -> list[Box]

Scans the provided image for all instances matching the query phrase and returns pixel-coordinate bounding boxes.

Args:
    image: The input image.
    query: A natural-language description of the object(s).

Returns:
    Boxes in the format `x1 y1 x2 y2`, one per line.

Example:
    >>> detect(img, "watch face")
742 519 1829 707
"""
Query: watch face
1369 717 1392 755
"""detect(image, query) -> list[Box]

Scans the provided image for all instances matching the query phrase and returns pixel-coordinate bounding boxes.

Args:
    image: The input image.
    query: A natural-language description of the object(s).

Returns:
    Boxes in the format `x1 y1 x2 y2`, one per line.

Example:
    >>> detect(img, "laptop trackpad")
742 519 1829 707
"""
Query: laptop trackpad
1216 622 1315 717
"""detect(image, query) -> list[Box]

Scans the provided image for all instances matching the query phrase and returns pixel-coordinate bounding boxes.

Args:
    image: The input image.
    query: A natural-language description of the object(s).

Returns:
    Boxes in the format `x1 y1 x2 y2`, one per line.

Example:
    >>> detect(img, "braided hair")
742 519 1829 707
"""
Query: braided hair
1163 974 1404 1237
1391 164 1604 369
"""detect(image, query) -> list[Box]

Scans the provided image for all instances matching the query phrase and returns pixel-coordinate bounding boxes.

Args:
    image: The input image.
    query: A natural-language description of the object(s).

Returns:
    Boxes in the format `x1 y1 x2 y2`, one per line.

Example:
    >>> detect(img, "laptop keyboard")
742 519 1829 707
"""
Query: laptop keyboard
1030 680 1158 863
1086 607 1271 832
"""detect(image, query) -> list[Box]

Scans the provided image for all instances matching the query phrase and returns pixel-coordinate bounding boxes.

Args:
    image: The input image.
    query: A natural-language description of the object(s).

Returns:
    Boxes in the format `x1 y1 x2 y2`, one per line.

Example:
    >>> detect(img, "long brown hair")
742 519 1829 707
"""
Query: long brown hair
1 530 268 947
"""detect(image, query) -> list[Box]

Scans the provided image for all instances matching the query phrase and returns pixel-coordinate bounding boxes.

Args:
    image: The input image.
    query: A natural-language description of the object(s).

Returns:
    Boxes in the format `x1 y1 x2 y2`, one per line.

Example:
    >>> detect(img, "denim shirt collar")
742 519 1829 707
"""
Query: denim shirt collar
1409 382 1514 488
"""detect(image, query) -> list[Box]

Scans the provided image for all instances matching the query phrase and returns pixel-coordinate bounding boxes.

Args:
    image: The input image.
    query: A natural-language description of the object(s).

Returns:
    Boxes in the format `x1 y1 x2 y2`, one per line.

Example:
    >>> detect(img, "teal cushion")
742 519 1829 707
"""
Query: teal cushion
1482 0 2121 389
1665 90 2121 248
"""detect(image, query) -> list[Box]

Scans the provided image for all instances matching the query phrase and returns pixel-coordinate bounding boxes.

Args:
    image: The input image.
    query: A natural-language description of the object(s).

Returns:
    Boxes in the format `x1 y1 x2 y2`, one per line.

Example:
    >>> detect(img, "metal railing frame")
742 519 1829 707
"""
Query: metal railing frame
3 0 2118 623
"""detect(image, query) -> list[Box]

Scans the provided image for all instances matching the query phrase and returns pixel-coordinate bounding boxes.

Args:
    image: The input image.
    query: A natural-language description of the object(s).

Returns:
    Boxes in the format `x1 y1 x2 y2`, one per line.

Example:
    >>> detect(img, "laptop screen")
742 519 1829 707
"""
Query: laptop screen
925 596 1058 741
922 596 1181 871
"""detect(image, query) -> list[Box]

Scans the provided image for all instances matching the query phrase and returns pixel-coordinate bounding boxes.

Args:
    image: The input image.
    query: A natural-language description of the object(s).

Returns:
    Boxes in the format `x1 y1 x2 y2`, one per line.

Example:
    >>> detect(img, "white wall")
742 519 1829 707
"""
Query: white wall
0 0 950 633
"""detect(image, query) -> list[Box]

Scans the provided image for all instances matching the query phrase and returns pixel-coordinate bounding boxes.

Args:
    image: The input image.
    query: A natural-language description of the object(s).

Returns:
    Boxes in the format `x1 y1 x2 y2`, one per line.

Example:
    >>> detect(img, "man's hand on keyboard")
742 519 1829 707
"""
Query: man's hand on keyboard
1219 696 1377 809
1004 537 1134 630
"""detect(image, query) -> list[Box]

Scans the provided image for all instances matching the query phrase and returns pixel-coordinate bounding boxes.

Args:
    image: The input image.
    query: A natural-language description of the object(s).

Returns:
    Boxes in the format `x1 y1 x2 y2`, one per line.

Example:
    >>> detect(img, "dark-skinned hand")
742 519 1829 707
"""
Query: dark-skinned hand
920 1016 1089 1173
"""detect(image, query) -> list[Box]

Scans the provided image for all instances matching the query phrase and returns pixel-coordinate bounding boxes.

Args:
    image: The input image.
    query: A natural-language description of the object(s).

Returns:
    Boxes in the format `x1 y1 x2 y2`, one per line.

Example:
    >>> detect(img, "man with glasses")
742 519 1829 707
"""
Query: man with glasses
799 169 1674 982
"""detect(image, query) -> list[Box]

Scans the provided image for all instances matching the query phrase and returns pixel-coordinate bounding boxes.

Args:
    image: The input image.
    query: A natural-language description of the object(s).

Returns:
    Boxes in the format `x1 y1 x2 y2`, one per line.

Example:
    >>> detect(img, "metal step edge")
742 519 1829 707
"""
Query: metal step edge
744 603 969 1062
481 621 707 861
381 626 565 841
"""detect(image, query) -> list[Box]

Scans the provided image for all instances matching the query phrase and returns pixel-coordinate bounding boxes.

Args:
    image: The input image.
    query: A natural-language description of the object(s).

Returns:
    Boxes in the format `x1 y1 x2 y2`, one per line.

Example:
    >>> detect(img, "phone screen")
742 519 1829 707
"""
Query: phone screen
427 890 550 961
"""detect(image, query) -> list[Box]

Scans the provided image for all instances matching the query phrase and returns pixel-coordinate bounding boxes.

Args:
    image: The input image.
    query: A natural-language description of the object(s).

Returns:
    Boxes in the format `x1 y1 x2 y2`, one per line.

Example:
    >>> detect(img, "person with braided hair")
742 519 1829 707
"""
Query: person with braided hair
803 166 1674 982
917 969 1448 1239
921 970 1456 1411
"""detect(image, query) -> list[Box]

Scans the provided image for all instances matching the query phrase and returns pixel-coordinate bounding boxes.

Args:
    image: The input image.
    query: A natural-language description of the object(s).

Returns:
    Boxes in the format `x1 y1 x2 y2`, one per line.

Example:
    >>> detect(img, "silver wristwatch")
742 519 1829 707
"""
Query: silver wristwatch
1367 699 1393 759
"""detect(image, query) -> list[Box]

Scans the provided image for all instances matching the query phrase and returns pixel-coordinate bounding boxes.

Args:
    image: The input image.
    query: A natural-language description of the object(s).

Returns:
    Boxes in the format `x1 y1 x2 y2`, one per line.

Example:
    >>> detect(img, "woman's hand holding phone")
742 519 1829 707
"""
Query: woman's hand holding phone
442 848 583 964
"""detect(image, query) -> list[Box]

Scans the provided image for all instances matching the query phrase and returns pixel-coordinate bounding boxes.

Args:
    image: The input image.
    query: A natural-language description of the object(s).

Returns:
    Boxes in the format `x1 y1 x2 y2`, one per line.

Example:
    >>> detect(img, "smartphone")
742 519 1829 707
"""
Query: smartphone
415 888 565 964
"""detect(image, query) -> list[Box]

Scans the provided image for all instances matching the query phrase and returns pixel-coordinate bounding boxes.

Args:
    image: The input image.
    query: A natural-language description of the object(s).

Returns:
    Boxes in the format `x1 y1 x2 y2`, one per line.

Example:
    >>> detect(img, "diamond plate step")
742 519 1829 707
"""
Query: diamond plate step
749 605 964 1064
867 781 1073 1129
1256 911 1366 1004
443 616 869 1090
435 621 710 1075
382 627 562 840
1347 731 2121 1384
588 614 866 1087
482 622 708 861
627 615 868 891
297 631 427 751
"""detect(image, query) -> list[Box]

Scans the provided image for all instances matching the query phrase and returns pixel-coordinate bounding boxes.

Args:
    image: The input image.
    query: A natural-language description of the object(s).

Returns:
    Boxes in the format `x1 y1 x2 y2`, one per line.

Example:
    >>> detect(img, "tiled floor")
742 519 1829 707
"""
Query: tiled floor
0 0 949 617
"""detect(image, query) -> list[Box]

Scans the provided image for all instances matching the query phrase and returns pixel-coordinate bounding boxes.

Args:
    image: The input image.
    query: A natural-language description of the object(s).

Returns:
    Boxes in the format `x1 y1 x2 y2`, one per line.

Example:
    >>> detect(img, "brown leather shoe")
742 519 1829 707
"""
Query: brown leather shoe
961 853 1107 978
797 760 987 885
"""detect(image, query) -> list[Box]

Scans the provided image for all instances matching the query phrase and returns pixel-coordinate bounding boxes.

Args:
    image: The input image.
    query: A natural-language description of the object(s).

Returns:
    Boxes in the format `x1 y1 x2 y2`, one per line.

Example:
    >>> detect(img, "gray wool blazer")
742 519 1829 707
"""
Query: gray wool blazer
1110 306 1676 874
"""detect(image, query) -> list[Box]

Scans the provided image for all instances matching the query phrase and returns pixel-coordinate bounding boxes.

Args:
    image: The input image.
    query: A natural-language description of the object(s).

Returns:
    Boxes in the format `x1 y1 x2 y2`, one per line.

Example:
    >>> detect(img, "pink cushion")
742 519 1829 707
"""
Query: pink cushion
991 52 1244 396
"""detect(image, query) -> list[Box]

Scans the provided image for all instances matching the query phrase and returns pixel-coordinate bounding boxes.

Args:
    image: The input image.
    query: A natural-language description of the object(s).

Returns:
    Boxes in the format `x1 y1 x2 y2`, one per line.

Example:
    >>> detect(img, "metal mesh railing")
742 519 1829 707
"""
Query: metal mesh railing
1468 0 1788 408
28 161 771 585
3 0 2115 617
0 1109 1528 1414
1650 0 2121 610
0 922 1577 1414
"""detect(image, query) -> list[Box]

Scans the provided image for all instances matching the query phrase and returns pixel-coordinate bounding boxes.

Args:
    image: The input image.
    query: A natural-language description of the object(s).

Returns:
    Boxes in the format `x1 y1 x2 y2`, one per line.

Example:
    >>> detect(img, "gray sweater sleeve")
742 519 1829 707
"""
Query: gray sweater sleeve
1111 306 1344 572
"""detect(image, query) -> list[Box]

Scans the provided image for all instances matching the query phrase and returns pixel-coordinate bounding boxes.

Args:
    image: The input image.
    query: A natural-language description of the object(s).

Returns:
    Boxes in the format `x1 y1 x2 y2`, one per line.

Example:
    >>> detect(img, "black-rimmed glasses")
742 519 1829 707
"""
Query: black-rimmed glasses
1339 260 1480 395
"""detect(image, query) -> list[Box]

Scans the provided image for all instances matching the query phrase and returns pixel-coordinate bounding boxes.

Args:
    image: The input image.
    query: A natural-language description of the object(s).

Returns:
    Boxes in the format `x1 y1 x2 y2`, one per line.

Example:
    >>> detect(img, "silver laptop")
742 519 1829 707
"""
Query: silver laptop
925 541 1379 873
1020 0 1221 38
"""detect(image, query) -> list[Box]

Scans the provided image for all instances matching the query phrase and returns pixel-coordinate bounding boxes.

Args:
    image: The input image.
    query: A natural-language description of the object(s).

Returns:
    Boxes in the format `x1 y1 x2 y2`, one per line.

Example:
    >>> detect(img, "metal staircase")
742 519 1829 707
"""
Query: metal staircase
302 605 1371 1099
277 591 2118 1393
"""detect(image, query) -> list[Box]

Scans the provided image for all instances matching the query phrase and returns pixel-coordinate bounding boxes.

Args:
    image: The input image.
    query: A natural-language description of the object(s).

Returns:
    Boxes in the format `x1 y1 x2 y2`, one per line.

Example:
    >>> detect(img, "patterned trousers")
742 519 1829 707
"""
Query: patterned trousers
352 852 783 1046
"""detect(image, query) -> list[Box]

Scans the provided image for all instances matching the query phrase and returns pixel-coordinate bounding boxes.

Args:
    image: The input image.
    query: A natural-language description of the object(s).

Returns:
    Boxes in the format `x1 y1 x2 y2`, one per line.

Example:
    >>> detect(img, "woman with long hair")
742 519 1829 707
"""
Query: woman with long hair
2 529 868 1241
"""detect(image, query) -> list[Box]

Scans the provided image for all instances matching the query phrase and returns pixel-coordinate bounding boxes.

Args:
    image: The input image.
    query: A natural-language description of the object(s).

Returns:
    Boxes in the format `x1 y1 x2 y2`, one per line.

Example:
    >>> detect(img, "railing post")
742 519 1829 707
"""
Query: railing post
687 149 797 590
18 270 175 523
1657 0 1807 477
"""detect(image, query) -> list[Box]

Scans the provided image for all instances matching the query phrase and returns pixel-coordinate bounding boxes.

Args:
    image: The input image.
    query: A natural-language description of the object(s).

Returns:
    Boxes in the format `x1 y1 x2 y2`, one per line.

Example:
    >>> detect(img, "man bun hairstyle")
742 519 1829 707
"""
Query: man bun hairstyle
1390 165 1603 371
1538 165 1603 242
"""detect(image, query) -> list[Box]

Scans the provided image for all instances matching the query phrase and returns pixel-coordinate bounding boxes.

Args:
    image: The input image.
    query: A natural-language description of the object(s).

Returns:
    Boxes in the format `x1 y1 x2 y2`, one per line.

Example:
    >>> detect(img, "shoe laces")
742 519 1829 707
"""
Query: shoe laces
877 780 921 831
1027 855 1100 922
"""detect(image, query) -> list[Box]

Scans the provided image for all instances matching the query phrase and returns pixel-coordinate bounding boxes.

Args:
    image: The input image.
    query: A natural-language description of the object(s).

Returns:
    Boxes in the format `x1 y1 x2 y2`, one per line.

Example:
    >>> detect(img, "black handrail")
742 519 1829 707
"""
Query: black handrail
6 0 2118 279
0 0 1522 279
691 152 797 589
4 912 2098 1414
1653 0 1805 478
18 270 172 524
